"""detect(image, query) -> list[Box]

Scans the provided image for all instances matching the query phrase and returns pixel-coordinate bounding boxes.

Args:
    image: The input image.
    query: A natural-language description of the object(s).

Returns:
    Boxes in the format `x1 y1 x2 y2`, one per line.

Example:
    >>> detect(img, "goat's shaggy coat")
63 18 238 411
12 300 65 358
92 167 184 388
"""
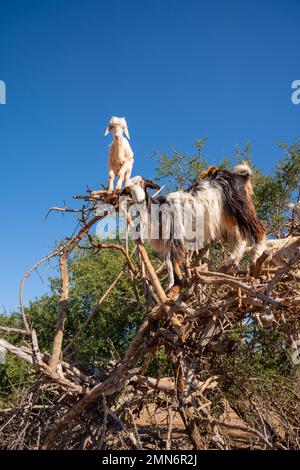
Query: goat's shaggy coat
192 166 265 246
124 164 266 289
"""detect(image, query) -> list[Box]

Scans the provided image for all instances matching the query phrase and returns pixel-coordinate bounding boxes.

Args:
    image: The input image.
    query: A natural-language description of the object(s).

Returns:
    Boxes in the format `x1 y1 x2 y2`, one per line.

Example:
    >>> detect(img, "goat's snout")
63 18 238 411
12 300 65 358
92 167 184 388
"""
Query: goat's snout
114 128 123 140
124 177 161 204
120 184 146 204
131 185 146 204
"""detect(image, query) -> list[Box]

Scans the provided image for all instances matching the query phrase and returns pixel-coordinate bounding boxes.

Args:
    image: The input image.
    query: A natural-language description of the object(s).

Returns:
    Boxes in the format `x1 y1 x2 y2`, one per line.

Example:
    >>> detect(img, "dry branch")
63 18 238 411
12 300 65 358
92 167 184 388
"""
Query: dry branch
195 269 286 308
0 326 30 336
49 254 69 373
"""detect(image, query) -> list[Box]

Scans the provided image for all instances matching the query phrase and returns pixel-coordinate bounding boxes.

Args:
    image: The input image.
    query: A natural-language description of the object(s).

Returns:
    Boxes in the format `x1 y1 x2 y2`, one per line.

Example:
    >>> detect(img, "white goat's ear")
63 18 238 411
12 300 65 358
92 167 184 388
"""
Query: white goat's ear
124 125 130 140
104 126 110 136
129 176 142 185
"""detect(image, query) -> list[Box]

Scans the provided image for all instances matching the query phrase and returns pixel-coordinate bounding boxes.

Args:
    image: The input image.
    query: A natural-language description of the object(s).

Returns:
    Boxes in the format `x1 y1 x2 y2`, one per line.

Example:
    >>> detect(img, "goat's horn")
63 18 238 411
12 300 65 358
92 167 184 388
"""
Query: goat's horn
144 179 161 190
153 184 166 198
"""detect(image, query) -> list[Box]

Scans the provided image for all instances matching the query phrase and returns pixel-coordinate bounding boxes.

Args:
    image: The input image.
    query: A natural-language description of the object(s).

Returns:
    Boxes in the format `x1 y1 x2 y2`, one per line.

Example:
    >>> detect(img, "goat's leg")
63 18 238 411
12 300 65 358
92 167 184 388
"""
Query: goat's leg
115 175 124 193
251 238 266 265
172 259 184 289
116 162 132 193
165 259 184 295
194 245 210 267
221 239 248 273
165 255 184 294
124 165 133 188
166 253 175 291
249 237 267 275
107 169 115 193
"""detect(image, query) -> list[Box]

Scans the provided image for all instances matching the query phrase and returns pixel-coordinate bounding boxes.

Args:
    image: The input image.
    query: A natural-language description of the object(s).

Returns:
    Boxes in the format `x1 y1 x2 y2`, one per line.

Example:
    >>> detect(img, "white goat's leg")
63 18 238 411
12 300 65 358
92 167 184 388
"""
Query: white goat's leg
250 238 267 266
115 167 126 193
222 240 247 272
116 161 132 192
108 169 115 193
115 179 124 193
124 167 132 188
166 253 175 291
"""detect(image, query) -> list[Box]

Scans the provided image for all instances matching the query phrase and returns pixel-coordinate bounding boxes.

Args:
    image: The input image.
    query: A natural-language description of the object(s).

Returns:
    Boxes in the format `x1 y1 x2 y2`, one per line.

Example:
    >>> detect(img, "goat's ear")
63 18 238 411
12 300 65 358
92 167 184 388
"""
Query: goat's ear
104 126 110 136
124 125 130 140
144 179 161 190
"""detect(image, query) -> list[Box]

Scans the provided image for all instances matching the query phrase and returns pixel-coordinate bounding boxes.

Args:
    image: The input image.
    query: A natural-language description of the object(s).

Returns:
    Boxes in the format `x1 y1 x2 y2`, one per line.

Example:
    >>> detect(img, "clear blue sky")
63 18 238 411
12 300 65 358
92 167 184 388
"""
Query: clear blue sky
0 0 299 313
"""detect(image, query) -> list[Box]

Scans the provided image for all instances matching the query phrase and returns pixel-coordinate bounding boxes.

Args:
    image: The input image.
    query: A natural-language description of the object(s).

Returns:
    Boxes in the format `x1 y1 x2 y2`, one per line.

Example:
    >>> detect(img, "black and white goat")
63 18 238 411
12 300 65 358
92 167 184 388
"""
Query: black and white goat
122 163 266 290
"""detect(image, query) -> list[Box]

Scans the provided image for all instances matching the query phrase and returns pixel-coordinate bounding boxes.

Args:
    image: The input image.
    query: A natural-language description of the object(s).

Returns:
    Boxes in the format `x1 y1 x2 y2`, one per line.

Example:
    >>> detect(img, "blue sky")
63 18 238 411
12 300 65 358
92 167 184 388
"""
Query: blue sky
0 0 299 312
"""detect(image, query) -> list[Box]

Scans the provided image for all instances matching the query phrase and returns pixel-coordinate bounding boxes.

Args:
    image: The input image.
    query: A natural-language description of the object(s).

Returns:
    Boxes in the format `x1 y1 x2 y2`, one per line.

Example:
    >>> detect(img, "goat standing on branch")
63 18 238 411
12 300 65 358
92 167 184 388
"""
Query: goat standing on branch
122 163 266 290
104 116 134 193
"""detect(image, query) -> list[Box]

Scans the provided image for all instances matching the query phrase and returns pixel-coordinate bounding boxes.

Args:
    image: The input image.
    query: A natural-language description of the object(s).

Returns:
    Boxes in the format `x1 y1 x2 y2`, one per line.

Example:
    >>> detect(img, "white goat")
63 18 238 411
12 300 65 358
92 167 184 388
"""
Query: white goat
104 116 134 193
123 164 266 290
244 201 300 271
264 236 300 267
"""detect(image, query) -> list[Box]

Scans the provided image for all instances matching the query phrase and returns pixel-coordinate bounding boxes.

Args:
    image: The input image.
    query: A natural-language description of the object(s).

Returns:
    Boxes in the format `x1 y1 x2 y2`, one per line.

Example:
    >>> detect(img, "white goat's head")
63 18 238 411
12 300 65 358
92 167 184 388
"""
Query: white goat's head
104 116 130 141
122 176 160 203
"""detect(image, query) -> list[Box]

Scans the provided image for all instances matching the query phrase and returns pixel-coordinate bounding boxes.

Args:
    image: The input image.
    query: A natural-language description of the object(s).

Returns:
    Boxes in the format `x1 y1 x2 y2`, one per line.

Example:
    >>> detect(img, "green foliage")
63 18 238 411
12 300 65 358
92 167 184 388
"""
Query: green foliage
24 244 145 363
152 138 209 191
67 248 144 359
0 313 30 406
148 346 174 377
0 355 30 407
225 322 291 377
1 246 147 400
253 141 300 235
213 322 297 409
